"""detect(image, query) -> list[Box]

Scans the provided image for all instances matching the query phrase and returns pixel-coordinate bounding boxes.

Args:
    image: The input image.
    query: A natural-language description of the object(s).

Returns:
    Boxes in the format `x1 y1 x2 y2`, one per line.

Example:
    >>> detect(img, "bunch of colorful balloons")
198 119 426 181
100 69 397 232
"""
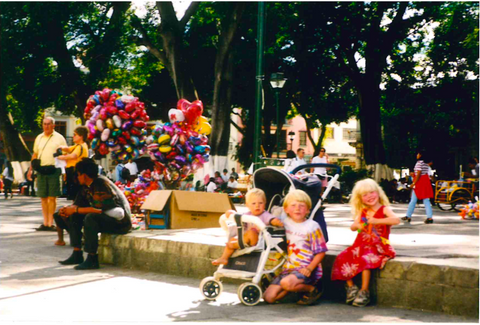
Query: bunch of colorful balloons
146 99 211 187
83 88 149 163
458 201 479 220
116 169 160 213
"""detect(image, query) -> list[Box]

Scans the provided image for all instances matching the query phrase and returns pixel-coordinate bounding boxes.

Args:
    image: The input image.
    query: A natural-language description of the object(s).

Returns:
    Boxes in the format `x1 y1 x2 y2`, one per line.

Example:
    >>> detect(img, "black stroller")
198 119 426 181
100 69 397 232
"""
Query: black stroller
199 163 341 306
254 163 342 243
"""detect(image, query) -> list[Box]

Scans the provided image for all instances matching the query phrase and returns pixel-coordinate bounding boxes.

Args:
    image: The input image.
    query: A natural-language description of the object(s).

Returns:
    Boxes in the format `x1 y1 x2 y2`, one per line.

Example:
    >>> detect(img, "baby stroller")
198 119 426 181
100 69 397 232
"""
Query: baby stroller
199 163 341 306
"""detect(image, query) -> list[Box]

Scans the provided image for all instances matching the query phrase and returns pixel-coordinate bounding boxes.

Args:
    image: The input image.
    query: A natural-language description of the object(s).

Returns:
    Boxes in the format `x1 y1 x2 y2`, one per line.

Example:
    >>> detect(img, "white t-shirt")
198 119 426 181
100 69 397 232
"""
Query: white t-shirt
227 180 238 188
206 182 217 193
2 168 13 181
221 174 230 183
125 162 138 176
291 157 307 174
312 156 327 175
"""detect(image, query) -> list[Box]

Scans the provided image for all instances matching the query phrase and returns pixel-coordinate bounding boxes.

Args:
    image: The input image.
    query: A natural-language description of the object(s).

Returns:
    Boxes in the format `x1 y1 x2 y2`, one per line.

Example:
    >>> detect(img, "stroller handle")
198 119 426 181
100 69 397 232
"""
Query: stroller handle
291 163 341 175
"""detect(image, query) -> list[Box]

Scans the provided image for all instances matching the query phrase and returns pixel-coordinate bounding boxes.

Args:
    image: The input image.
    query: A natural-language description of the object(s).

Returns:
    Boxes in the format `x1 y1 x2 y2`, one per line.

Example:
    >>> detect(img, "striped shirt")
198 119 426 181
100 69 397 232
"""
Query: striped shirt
414 160 429 176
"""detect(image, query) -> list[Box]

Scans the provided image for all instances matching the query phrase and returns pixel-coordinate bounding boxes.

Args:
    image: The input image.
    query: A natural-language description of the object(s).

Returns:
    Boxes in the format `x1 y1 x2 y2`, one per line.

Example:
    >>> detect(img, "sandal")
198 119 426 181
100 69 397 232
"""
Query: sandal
297 287 322 305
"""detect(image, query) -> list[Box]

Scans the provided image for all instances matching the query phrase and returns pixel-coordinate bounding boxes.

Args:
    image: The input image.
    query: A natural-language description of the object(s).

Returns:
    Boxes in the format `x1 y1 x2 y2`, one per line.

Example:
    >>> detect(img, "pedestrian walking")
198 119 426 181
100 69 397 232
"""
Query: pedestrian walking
28 117 67 231
402 151 434 224
311 147 329 194
2 160 14 199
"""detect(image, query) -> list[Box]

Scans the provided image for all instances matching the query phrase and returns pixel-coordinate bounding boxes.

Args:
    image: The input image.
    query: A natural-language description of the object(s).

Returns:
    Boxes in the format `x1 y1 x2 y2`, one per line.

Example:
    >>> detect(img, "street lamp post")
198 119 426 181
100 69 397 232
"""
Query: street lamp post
269 72 287 158
253 2 265 173
288 131 295 151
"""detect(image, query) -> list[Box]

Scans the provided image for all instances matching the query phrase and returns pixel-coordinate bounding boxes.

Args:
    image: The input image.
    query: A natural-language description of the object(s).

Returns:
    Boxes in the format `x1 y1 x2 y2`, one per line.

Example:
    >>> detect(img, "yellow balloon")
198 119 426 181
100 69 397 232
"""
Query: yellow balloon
159 145 172 153
198 121 212 135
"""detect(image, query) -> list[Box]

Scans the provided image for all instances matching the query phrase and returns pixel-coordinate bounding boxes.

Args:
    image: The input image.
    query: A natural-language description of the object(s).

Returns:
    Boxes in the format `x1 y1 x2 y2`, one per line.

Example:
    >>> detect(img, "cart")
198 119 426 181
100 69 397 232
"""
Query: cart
434 180 478 211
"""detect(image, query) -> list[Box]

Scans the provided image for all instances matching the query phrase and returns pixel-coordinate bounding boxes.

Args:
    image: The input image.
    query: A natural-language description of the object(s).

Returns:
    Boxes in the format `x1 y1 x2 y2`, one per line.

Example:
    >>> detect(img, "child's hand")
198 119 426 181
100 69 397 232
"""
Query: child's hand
270 218 284 227
366 215 380 225
225 210 236 218
299 267 312 277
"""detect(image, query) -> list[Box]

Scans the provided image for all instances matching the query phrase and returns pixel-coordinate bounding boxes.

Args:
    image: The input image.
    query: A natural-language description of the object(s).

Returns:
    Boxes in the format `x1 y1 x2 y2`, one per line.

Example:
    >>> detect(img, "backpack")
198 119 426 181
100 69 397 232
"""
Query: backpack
121 166 130 179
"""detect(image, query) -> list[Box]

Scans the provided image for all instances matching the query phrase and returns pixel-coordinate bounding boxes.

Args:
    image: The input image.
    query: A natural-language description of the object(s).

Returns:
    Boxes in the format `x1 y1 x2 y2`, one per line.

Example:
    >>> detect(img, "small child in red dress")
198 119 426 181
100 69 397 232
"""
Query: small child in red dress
331 178 400 307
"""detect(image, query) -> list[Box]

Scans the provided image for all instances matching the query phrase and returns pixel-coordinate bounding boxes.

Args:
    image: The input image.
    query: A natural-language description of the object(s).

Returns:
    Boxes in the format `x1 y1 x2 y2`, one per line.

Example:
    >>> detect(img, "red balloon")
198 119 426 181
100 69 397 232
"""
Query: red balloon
130 127 141 136
117 136 127 145
125 103 136 113
118 110 130 120
122 131 131 140
133 120 146 128
131 109 142 120
177 99 191 112
106 106 118 115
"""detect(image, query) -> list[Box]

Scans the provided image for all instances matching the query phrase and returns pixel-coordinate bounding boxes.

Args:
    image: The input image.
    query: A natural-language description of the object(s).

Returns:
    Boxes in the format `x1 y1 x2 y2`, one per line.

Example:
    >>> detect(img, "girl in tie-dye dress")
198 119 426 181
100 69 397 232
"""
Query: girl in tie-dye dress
331 179 400 307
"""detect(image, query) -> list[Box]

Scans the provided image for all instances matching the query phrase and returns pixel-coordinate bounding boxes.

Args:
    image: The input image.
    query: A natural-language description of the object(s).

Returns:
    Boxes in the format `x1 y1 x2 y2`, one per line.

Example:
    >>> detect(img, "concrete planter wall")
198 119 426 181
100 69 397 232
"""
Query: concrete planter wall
99 233 479 318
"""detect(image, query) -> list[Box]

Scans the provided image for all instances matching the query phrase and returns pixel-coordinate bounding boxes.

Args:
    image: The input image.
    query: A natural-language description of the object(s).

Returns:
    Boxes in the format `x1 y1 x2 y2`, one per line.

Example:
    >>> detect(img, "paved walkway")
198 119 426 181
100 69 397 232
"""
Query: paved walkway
0 195 478 323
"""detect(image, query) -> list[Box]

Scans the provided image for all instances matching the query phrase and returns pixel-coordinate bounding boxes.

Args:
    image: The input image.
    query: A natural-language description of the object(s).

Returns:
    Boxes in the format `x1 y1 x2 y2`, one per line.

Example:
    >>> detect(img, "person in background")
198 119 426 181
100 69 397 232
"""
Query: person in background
125 159 138 182
291 148 307 175
464 158 479 179
28 117 67 231
221 169 230 183
227 176 238 191
231 168 239 180
2 160 14 199
402 151 434 224
312 148 329 194
114 161 126 184
106 169 114 181
283 150 297 174
214 171 224 186
24 169 36 196
206 177 217 193
55 126 89 246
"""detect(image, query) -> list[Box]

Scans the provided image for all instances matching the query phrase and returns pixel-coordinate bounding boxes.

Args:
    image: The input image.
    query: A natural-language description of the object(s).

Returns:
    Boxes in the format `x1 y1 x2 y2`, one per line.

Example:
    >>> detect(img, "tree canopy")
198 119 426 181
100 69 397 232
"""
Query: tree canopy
1 1 477 177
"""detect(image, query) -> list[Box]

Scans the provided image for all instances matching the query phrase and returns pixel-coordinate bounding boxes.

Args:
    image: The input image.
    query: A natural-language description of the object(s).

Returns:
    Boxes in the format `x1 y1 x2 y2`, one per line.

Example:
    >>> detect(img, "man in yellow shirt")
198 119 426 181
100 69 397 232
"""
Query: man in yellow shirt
28 117 67 231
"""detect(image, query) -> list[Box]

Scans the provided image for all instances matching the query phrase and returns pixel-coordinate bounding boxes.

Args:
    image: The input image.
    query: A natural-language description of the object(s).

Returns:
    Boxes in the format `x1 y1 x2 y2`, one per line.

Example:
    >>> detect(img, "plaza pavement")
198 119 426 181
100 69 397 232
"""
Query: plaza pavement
0 195 478 322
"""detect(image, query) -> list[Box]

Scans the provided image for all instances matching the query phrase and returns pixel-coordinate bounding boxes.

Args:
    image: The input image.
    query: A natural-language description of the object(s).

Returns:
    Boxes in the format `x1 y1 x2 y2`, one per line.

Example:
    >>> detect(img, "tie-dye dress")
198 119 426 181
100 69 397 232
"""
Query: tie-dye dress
331 206 396 281
280 218 328 282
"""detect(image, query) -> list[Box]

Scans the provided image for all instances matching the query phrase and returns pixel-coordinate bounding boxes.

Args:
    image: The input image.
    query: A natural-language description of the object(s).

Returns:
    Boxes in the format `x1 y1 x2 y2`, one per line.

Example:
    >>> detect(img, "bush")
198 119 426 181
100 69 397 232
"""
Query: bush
339 168 372 195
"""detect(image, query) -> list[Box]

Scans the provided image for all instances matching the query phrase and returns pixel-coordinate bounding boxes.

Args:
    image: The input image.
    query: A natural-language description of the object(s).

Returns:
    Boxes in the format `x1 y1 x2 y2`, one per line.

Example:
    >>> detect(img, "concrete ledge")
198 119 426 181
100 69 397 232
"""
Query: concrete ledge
99 232 479 318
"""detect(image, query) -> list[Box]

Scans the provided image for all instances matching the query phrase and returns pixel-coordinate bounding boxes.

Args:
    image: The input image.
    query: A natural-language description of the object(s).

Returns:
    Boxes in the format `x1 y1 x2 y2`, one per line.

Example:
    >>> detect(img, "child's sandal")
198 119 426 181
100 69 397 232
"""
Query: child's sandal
297 288 322 305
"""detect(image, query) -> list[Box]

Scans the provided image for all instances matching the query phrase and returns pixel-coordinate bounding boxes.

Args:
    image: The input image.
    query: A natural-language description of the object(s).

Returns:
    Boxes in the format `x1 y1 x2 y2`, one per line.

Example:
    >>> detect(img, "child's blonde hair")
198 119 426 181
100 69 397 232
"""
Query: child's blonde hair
350 178 390 217
283 189 312 211
245 188 266 204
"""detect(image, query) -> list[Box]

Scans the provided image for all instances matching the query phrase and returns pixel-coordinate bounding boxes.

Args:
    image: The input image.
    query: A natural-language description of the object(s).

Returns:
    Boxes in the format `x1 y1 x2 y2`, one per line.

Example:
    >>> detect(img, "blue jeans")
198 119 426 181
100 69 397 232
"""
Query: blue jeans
406 190 433 219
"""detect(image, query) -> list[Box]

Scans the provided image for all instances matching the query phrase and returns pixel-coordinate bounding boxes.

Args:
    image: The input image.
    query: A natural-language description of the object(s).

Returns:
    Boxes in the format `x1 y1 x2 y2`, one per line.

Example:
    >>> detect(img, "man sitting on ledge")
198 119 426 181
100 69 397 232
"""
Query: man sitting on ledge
55 158 131 270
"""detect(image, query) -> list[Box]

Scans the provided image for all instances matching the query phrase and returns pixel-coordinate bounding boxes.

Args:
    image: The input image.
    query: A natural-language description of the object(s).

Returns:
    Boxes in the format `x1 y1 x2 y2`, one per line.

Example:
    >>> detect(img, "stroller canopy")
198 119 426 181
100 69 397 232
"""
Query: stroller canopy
253 168 295 208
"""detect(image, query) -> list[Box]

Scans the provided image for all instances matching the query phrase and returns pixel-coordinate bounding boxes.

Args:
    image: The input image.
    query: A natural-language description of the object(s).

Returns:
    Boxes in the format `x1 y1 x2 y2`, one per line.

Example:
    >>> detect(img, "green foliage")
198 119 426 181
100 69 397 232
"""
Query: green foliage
339 168 372 194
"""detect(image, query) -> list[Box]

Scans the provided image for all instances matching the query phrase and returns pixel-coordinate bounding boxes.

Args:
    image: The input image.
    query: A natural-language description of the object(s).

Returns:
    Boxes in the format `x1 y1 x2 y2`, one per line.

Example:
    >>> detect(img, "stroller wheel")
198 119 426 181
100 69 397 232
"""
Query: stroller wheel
238 283 262 306
200 276 223 300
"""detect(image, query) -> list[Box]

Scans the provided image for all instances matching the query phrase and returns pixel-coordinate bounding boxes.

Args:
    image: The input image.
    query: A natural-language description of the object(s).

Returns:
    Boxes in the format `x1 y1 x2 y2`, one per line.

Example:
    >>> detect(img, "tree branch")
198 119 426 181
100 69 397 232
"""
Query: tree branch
180 1 200 29
131 16 167 63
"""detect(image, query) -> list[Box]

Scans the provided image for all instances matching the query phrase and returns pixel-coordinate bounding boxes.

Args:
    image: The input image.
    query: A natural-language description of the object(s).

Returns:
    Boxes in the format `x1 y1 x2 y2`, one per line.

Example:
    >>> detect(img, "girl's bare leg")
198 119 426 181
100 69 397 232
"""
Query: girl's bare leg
361 269 371 291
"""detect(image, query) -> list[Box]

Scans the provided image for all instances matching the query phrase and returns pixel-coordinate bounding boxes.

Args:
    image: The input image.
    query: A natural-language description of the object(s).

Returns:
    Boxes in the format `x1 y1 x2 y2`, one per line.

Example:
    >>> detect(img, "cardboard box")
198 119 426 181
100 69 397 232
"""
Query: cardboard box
141 190 235 229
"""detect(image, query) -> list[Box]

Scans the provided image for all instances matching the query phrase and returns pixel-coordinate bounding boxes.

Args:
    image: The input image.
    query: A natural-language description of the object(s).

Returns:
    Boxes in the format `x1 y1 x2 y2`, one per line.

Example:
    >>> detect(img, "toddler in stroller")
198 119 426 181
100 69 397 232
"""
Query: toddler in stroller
212 188 284 266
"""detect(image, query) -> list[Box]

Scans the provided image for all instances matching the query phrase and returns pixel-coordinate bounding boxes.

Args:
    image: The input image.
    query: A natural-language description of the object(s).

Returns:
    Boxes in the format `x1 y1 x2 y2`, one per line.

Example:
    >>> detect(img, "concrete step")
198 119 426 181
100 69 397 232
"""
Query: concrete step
98 229 479 318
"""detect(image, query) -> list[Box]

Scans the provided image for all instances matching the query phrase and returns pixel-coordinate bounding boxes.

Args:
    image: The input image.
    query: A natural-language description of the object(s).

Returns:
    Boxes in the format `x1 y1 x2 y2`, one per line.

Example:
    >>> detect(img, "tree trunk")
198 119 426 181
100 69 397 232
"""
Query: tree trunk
357 83 386 165
157 2 198 101
209 3 246 159
312 124 327 156
0 106 31 161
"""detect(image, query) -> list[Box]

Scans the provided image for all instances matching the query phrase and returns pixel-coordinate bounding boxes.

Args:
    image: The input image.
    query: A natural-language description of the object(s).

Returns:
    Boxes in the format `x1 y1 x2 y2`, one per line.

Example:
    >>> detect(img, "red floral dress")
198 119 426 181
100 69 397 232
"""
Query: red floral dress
331 206 396 281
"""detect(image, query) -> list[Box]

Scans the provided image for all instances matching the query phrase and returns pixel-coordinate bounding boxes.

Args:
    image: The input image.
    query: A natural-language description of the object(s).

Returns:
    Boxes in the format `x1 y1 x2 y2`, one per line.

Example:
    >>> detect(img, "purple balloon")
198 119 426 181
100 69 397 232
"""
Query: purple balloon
174 156 187 165
115 99 125 110
122 120 133 130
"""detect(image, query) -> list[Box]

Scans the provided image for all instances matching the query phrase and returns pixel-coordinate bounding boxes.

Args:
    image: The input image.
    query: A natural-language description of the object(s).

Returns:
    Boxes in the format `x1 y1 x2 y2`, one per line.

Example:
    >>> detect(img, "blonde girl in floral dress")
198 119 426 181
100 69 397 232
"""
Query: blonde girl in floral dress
331 179 400 307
